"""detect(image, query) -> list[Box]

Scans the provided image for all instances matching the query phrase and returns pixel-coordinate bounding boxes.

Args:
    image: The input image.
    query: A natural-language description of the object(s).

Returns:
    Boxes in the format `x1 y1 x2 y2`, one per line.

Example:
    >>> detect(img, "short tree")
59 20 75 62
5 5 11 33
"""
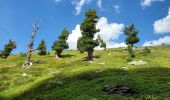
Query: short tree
0 40 16 59
124 24 139 58
52 28 69 59
77 9 100 61
143 47 150 54
37 39 47 56
97 35 106 50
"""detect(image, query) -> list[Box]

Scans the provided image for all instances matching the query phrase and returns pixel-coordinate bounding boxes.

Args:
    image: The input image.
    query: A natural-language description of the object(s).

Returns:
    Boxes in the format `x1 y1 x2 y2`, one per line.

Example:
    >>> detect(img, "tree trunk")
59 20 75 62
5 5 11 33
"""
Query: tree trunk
55 54 60 59
22 20 39 68
87 50 93 61
55 52 61 60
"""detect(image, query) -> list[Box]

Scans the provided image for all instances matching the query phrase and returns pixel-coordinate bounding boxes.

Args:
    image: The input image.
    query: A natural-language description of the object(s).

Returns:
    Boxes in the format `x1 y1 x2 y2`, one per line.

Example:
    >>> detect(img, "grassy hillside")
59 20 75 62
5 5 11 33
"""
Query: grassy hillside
0 46 170 100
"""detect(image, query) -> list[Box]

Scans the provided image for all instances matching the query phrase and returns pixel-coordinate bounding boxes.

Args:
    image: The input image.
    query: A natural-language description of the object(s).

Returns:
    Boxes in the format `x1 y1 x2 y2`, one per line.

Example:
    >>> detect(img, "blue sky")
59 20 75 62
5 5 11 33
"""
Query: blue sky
0 0 170 53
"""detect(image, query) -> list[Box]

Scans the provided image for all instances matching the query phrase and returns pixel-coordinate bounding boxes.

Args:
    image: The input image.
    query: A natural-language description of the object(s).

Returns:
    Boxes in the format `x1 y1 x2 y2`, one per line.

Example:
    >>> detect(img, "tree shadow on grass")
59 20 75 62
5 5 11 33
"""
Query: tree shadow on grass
2 67 170 100
82 55 101 61
60 54 74 58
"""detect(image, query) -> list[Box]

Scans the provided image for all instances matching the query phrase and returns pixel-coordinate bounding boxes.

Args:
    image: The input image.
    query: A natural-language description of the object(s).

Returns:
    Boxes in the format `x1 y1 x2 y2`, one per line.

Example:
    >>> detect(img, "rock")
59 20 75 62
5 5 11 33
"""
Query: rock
91 98 97 100
108 53 112 55
128 60 147 65
98 62 105 65
22 73 27 77
122 67 129 70
102 85 135 96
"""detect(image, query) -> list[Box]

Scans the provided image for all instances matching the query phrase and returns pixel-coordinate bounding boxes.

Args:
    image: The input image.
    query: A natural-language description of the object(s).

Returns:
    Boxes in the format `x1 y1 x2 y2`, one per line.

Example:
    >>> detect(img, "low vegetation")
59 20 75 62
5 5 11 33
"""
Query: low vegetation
0 45 170 99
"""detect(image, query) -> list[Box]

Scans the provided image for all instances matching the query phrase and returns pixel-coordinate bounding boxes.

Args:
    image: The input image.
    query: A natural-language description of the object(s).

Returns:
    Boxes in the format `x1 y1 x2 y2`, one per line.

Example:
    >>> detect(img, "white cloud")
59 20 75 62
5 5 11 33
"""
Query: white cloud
72 0 92 15
95 17 124 42
153 8 170 34
67 25 82 50
54 0 62 3
97 0 102 9
72 0 104 15
143 36 170 46
67 17 126 50
113 5 120 13
140 0 165 7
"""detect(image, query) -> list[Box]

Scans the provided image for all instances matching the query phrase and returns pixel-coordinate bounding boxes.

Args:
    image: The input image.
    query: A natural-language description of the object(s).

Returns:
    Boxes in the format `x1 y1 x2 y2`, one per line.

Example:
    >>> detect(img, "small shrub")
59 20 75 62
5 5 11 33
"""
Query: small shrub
127 55 133 62
19 52 27 57
142 47 150 55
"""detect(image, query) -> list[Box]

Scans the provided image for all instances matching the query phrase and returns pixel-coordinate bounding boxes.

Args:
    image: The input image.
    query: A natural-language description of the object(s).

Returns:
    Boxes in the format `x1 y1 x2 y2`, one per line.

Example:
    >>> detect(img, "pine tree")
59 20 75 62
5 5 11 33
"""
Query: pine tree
124 24 139 47
97 35 106 50
0 40 16 59
37 39 47 56
124 24 139 58
52 28 69 59
77 9 100 61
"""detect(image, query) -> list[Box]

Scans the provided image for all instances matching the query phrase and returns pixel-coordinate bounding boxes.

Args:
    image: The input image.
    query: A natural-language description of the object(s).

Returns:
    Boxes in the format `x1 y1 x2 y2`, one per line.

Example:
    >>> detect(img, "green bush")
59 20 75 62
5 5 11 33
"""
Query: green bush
126 55 133 62
143 47 150 55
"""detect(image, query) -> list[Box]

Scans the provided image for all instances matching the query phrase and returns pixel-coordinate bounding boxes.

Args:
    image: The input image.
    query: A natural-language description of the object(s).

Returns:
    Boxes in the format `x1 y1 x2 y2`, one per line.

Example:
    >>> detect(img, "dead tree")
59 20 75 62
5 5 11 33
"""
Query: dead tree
22 20 39 68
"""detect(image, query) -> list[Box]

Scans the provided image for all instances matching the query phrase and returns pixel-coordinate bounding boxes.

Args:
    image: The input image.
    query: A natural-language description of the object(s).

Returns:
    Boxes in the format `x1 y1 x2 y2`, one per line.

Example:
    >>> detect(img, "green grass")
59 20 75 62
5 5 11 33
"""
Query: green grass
0 46 170 100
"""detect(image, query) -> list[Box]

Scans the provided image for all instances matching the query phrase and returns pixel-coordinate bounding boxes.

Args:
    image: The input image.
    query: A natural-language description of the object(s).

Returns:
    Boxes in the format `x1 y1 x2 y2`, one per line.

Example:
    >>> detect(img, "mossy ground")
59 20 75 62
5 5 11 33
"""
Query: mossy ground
0 46 170 100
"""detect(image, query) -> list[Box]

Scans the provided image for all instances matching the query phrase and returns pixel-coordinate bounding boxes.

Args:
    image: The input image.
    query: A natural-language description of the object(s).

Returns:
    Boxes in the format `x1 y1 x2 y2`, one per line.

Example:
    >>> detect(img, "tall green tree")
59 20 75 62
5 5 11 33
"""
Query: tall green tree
77 9 100 61
37 39 47 56
124 24 139 58
0 40 16 59
97 35 106 50
52 28 69 59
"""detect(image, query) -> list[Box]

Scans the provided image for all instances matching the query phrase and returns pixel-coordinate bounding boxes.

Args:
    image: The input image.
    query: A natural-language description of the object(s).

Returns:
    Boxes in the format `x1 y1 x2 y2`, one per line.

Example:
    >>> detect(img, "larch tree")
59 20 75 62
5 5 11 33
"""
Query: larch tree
124 23 139 58
51 28 69 59
37 39 47 56
77 9 100 61
0 40 16 59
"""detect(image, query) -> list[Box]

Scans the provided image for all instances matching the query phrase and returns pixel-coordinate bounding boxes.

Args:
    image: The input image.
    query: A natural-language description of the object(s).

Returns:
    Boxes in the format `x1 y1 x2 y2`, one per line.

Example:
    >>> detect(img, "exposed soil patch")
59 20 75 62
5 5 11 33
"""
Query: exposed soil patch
102 85 135 96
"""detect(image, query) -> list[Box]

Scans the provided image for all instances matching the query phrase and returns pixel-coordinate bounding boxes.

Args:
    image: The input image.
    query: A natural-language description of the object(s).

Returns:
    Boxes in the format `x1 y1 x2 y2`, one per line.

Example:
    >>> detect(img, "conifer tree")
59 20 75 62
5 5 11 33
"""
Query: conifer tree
52 28 69 59
77 9 100 61
97 35 106 50
124 24 139 58
37 39 47 56
0 40 16 59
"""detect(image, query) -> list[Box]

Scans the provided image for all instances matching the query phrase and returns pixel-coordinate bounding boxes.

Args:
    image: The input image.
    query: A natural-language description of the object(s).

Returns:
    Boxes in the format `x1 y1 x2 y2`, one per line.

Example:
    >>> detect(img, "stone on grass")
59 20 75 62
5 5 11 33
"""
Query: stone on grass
98 62 105 65
22 73 27 77
122 67 129 70
128 60 147 65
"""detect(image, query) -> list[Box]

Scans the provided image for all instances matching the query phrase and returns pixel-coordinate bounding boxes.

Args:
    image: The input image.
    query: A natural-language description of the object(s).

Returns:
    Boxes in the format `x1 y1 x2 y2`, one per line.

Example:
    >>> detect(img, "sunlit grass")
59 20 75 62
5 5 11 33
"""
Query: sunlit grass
0 45 170 99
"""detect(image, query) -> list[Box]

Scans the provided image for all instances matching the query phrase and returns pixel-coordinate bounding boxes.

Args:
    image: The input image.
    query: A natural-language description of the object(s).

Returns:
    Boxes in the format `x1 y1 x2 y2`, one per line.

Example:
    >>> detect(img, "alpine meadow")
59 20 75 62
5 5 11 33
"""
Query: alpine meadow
0 0 170 100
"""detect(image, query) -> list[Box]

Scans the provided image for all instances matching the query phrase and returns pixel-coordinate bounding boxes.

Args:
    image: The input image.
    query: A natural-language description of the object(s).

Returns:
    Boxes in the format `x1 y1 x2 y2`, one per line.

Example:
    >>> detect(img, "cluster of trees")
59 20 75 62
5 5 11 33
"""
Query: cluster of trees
1 9 150 65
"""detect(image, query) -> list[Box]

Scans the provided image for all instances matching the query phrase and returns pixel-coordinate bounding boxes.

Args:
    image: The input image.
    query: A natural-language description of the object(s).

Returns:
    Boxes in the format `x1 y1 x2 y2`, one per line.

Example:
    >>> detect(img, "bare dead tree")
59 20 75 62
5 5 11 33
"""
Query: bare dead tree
22 20 39 68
